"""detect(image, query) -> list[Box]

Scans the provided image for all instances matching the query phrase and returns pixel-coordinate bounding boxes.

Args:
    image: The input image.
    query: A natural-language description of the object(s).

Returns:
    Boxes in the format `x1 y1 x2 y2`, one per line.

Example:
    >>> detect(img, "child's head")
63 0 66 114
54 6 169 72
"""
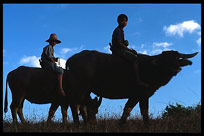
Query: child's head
46 33 61 46
117 14 128 27
49 41 57 46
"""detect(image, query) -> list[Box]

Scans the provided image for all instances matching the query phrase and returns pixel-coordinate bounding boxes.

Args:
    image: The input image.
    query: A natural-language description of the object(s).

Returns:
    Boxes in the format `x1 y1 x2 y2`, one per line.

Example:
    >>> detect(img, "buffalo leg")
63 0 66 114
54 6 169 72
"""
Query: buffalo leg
10 97 23 131
17 98 26 124
120 98 139 125
10 102 18 125
70 104 80 127
79 105 88 125
47 103 59 124
60 104 68 125
139 98 149 127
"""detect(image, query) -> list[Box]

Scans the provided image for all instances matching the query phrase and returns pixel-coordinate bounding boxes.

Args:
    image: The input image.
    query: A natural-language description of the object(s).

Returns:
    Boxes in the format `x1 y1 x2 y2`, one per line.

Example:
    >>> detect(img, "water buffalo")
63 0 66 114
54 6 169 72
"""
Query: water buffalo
4 66 102 128
65 50 198 126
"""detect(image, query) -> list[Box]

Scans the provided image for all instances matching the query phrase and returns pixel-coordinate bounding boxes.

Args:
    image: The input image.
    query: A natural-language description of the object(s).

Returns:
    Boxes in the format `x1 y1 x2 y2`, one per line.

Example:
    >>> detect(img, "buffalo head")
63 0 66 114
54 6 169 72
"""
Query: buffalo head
152 50 198 76
86 96 102 122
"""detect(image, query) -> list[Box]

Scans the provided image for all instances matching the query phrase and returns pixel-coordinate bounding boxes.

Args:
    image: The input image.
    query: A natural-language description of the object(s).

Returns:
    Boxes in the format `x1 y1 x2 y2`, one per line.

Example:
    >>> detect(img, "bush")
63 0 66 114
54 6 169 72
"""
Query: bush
162 102 201 119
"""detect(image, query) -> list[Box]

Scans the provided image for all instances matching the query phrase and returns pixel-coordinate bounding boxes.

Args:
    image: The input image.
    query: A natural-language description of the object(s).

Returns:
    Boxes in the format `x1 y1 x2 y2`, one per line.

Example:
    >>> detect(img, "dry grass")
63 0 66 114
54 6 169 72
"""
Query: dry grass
3 103 201 133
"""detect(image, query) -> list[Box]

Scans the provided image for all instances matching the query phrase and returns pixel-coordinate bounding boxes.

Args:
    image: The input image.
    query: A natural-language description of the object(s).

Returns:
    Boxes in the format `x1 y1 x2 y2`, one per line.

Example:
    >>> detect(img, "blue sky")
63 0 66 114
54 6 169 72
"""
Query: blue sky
3 4 201 122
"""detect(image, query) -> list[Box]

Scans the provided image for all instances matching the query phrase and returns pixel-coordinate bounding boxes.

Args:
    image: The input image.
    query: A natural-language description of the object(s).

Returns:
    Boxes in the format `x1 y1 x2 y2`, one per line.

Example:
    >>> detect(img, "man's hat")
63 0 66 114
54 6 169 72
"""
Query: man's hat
46 33 61 44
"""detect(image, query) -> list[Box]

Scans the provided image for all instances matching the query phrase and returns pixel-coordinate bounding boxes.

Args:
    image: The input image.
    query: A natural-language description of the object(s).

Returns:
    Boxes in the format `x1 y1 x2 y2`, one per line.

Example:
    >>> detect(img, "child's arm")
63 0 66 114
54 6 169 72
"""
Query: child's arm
115 39 136 54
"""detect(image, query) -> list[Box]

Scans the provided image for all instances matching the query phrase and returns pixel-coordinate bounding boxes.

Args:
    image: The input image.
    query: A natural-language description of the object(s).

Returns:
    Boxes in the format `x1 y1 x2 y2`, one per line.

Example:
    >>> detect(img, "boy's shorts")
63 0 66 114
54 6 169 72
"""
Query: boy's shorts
41 61 64 74
115 49 138 62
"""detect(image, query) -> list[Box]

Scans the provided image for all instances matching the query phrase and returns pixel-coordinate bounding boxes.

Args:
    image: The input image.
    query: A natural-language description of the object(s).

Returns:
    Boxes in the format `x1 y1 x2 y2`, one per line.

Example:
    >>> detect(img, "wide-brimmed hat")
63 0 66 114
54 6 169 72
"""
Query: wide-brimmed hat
46 33 61 44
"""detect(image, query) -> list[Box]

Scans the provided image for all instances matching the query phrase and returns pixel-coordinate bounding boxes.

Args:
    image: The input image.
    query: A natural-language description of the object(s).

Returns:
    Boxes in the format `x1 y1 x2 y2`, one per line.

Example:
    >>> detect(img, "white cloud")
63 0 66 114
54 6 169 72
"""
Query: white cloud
61 48 72 54
151 49 164 54
139 50 148 55
196 37 201 46
56 58 66 69
153 42 173 48
20 56 41 67
103 45 111 54
196 31 201 47
163 20 201 37
60 45 84 55
151 42 173 55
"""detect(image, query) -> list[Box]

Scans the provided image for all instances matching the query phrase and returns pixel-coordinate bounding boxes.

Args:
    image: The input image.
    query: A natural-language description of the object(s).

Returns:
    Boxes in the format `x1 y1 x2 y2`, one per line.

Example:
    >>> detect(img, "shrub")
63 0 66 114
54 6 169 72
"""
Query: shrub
162 102 201 119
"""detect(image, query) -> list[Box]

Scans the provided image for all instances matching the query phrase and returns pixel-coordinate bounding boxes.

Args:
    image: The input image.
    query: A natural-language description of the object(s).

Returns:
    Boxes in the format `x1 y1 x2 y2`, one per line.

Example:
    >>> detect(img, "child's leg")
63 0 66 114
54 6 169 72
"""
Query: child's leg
132 61 149 88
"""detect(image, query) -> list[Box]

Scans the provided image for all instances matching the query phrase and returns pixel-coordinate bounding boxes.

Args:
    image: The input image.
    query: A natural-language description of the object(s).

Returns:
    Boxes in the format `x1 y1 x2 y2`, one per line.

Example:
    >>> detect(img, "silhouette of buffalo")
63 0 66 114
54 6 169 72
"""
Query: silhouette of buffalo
4 66 102 129
65 50 198 126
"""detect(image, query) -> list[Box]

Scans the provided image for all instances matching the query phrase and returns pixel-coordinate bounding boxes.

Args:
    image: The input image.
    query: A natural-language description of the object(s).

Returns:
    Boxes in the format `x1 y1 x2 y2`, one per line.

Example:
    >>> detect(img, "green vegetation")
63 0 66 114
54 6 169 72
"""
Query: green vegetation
3 102 201 133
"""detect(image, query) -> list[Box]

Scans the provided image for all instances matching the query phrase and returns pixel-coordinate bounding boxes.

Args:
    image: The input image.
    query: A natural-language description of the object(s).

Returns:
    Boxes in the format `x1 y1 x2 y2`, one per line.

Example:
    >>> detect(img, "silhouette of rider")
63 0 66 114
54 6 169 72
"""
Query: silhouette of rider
111 14 149 88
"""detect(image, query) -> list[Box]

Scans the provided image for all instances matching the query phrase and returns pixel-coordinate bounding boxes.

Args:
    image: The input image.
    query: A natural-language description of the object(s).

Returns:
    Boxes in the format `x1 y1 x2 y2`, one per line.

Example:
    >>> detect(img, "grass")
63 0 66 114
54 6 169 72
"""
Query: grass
3 103 201 133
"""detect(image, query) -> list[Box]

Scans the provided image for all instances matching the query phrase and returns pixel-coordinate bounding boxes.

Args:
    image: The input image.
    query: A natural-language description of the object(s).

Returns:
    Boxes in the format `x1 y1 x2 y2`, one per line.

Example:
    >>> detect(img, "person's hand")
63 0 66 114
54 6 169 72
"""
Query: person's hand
50 58 56 63
123 40 129 46
55 57 59 62
130 49 137 55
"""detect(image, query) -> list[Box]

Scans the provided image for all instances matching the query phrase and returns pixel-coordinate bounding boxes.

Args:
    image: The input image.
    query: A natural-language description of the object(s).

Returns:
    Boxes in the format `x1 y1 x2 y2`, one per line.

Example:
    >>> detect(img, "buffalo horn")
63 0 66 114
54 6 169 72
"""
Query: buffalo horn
179 52 198 58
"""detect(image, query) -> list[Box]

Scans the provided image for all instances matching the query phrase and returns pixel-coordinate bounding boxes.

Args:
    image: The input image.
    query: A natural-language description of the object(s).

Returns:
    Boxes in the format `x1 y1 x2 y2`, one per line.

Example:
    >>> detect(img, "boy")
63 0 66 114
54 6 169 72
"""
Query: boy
40 33 66 96
111 14 149 88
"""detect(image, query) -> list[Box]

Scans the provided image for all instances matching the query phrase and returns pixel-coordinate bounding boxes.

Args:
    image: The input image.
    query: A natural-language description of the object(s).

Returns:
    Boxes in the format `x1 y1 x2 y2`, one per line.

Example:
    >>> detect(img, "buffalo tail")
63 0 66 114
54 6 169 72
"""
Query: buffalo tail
4 75 8 113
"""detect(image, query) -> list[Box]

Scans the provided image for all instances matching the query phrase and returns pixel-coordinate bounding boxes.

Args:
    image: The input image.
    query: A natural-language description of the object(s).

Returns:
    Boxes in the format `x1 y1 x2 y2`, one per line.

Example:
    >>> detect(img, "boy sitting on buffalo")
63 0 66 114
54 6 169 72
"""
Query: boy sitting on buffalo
40 33 66 96
111 14 149 88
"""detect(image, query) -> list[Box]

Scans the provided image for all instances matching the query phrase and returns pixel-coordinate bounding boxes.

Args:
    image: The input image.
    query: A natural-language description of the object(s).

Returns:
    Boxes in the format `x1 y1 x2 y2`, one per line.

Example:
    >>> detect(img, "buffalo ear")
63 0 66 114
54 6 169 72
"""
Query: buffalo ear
97 97 102 107
94 96 98 101
151 59 158 65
